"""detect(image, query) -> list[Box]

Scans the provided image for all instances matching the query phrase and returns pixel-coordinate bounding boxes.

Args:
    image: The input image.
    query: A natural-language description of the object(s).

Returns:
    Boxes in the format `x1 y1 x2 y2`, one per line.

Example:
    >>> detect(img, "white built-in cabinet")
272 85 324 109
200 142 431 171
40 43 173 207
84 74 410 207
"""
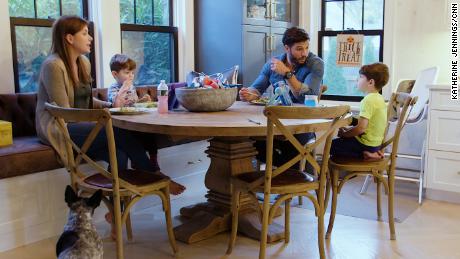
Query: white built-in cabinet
425 85 460 194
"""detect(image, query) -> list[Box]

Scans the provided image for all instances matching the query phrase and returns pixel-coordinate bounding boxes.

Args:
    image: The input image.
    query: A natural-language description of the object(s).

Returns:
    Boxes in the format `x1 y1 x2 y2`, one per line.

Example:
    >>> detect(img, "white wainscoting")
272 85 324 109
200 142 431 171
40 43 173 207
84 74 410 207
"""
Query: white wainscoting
0 140 210 252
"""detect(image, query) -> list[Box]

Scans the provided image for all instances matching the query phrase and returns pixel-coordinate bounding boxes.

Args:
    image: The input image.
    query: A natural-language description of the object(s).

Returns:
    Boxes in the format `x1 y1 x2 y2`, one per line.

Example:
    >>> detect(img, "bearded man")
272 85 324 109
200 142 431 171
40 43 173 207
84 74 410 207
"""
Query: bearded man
239 26 324 168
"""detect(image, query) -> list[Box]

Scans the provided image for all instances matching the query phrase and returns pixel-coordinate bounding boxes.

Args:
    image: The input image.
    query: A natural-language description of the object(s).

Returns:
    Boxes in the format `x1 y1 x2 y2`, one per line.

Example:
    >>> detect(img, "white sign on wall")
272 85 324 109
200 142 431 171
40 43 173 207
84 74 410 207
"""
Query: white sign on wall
336 34 364 67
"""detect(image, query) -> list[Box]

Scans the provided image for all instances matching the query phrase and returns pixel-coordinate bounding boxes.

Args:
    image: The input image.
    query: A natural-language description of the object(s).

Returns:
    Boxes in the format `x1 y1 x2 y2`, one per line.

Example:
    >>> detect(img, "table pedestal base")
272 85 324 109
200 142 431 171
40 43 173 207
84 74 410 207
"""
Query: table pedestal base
173 137 284 244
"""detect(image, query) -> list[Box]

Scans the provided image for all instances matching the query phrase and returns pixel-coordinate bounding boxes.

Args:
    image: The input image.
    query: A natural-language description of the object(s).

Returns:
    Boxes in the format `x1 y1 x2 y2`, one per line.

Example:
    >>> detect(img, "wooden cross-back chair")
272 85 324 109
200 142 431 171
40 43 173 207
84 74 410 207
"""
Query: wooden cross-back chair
325 92 417 241
254 85 329 206
45 103 178 259
226 104 351 259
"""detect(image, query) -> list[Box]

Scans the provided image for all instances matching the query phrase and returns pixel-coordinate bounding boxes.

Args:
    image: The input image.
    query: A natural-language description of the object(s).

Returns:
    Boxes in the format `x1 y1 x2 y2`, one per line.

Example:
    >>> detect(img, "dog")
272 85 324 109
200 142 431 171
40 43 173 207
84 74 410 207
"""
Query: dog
56 186 104 259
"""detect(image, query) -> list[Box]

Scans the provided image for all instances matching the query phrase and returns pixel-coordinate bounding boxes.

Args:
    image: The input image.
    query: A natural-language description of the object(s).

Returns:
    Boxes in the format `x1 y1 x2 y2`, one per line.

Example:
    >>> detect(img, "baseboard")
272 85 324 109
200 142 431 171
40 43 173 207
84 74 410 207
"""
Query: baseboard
426 188 460 204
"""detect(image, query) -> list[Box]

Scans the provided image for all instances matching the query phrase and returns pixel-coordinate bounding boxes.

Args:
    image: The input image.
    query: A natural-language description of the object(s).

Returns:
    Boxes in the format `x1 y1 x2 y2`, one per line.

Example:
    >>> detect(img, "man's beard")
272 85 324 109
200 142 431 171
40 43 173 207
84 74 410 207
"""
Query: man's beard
288 52 307 65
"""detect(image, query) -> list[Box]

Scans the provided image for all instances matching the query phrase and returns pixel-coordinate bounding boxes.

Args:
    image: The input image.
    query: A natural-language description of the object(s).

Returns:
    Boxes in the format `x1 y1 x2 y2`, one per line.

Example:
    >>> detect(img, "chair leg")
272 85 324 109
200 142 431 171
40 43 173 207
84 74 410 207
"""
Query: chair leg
162 186 179 255
388 170 396 240
259 192 271 259
418 151 425 204
376 174 382 221
326 169 339 239
318 201 326 259
284 198 291 243
226 187 240 255
324 175 331 211
123 197 133 241
298 196 303 205
360 174 372 194
113 192 124 259
418 171 424 204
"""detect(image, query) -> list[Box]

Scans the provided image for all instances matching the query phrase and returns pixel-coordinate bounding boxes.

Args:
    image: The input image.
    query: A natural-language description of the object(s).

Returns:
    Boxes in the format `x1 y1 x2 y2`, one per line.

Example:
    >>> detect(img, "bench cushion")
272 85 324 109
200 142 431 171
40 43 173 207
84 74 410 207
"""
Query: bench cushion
0 136 61 179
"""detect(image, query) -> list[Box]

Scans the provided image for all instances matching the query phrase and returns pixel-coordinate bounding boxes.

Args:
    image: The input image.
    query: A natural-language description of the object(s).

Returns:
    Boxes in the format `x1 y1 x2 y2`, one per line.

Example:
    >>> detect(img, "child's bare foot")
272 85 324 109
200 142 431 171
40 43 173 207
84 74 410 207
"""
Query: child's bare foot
170 180 186 195
363 151 384 161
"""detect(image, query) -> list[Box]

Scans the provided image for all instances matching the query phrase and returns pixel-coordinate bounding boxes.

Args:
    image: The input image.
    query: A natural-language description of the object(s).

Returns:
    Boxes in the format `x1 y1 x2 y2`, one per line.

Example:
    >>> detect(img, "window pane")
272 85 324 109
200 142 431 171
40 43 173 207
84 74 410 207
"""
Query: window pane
153 0 170 26
325 1 343 30
62 0 83 16
122 31 173 85
15 26 52 93
364 0 384 30
8 0 35 18
36 0 59 19
322 35 380 97
344 0 362 30
120 0 134 24
136 0 153 25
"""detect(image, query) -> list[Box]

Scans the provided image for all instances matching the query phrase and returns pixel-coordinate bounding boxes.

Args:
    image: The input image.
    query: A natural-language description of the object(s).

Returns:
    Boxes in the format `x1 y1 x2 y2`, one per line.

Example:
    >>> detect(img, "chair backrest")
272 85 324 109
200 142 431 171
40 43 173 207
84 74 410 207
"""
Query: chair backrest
407 66 438 121
44 103 140 195
381 93 417 161
249 105 350 191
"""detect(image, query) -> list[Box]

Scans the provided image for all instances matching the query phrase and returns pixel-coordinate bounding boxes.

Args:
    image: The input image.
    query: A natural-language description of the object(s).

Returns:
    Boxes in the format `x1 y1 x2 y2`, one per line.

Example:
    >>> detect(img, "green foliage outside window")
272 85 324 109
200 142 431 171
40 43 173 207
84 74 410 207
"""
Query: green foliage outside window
120 0 174 85
9 0 84 92
9 0 83 18
120 0 169 26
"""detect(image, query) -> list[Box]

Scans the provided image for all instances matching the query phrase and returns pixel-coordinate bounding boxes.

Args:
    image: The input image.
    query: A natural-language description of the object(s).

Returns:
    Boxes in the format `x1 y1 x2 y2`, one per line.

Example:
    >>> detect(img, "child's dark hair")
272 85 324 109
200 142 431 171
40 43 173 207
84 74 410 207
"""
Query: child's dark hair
282 27 310 47
359 62 389 90
110 54 136 72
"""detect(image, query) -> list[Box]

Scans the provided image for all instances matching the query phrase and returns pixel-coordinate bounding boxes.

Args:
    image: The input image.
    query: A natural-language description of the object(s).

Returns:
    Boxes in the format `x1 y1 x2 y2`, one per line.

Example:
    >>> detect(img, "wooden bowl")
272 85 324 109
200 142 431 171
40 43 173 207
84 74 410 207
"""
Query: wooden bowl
175 87 238 112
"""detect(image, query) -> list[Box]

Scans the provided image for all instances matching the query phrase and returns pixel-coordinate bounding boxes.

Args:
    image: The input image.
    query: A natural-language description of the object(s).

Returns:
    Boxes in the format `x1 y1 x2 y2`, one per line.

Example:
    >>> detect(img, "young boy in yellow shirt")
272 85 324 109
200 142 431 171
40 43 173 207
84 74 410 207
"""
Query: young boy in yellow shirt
331 62 389 160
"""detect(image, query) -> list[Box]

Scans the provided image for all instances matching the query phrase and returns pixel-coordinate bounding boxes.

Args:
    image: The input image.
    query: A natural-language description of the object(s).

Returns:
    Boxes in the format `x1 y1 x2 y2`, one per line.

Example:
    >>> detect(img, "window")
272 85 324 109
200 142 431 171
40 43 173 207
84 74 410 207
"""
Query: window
9 0 93 93
318 0 385 101
120 0 178 85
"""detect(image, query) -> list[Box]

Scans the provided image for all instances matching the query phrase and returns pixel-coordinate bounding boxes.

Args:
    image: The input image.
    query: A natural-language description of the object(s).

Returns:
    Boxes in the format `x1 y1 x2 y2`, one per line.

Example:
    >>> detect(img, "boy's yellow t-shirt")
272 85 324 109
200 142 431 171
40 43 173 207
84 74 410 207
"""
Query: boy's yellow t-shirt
355 93 387 147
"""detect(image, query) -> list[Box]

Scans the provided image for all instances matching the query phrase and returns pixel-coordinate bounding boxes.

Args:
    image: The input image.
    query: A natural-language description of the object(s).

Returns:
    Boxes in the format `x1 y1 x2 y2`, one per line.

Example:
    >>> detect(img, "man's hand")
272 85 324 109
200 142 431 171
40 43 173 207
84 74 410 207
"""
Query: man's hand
270 58 291 76
239 87 260 102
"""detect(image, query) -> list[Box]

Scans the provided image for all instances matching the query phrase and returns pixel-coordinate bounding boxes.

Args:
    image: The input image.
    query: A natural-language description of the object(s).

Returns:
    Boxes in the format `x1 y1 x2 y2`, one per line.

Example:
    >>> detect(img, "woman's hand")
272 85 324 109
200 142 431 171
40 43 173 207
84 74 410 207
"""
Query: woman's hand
239 87 259 102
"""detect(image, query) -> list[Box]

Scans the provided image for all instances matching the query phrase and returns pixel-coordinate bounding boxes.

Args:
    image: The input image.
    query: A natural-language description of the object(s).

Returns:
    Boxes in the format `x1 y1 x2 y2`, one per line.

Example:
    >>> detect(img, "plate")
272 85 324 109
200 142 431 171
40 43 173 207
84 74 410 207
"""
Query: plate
249 98 269 106
133 101 157 108
109 107 151 115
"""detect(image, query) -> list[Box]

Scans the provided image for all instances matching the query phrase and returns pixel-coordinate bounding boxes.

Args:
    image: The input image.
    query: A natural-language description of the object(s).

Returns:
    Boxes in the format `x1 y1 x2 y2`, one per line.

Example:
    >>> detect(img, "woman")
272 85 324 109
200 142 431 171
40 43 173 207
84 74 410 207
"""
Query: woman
35 16 184 235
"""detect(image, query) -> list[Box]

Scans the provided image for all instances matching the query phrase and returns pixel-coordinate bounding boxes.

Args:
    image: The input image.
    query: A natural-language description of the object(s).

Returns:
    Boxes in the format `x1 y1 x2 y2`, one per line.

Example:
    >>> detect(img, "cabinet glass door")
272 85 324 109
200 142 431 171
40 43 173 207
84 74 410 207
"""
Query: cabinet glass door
271 0 297 28
244 0 270 26
273 0 291 23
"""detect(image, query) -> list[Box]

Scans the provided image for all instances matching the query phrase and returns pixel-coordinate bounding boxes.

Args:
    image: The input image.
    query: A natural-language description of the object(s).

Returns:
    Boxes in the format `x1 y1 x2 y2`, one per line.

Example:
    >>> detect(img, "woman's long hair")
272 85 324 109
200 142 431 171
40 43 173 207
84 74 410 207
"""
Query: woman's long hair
51 15 91 86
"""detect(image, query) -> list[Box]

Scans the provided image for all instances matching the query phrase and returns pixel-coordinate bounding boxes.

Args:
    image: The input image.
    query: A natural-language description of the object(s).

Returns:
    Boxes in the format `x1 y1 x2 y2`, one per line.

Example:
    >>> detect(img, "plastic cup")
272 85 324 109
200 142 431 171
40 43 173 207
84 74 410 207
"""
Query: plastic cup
304 95 318 107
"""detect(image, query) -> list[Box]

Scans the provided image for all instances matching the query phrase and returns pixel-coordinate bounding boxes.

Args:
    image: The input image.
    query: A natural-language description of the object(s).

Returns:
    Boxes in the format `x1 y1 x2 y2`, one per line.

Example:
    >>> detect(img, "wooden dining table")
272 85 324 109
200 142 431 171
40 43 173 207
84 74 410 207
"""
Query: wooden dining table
111 101 342 244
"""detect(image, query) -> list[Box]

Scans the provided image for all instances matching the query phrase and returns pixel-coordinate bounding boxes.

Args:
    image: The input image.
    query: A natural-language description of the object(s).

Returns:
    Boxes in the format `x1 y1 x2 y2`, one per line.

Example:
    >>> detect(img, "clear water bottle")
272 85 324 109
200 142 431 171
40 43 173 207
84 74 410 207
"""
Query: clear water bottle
157 80 168 114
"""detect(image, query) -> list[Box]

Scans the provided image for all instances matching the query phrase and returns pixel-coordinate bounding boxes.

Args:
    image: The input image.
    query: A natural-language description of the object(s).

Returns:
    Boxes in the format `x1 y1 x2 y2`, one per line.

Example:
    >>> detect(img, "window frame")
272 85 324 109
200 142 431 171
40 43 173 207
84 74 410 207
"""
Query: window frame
120 0 178 84
318 0 385 102
9 0 95 92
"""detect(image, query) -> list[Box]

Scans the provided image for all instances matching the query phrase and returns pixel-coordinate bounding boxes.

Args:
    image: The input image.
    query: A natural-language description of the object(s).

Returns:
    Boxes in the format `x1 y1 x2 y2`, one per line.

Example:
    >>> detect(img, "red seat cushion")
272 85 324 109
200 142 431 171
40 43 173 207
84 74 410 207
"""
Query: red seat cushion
237 169 315 187
84 169 169 189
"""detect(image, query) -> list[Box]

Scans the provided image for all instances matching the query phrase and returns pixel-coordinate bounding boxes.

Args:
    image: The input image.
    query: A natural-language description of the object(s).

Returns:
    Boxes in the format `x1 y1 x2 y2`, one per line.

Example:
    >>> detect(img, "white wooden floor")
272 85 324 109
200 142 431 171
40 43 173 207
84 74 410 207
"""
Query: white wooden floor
1 141 460 259
1 169 460 259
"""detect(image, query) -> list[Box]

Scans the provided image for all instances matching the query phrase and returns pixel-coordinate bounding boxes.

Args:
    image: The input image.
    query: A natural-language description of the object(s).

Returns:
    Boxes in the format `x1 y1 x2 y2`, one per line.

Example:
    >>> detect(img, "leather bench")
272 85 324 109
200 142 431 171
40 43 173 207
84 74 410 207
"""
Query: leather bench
0 83 187 179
